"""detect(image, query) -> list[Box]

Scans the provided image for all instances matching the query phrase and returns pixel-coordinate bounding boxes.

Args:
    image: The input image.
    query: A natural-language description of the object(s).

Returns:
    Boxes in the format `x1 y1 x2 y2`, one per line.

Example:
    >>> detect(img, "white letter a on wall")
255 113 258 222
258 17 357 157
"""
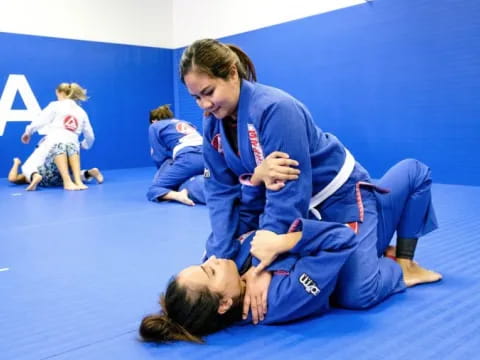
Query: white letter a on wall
0 74 41 136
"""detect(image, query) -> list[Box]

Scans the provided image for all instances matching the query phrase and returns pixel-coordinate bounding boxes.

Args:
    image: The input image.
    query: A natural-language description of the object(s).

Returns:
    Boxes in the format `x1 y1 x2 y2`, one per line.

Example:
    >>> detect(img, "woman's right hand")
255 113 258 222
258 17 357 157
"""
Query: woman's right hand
251 151 300 191
241 267 272 324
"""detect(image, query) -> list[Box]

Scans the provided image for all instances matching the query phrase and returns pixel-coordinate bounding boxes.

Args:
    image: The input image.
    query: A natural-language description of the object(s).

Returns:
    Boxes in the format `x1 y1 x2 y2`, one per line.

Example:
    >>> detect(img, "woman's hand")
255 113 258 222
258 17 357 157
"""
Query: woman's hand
251 230 286 274
251 230 303 274
241 267 272 324
251 151 300 190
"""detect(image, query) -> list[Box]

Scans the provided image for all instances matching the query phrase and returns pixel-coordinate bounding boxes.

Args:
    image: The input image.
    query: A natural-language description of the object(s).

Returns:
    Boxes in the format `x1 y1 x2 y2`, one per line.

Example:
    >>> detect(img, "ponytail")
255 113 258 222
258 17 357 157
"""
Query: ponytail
139 313 202 343
56 82 88 102
180 39 257 83
139 277 242 344
226 44 257 82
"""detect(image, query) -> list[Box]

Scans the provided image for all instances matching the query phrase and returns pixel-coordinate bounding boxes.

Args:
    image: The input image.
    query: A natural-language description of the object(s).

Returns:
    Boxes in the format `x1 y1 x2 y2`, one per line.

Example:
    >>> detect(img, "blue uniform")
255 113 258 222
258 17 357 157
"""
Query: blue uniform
203 79 370 260
146 119 205 203
203 80 438 310
235 160 438 323
235 219 359 324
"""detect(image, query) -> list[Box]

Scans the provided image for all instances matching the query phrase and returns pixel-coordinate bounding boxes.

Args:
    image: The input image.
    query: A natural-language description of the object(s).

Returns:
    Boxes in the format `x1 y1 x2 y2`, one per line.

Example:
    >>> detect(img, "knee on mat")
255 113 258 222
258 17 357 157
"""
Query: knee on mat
334 286 380 310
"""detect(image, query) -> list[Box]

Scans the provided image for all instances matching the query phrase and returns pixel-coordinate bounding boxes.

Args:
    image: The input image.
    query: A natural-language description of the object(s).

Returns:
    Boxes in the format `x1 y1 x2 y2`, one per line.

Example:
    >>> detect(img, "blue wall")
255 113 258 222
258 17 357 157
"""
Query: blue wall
173 48 204 130
3 0 479 186
174 0 480 186
0 32 174 176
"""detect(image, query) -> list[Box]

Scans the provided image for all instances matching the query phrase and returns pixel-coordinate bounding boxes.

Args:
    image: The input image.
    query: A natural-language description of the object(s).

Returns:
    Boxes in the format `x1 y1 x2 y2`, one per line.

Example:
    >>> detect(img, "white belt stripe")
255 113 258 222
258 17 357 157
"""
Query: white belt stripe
309 148 355 220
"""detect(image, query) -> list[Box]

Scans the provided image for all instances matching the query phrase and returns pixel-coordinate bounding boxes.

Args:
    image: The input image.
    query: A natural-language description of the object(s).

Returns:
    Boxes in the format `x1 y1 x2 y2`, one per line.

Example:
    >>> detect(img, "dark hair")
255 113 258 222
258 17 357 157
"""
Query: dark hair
149 104 174 124
139 277 242 343
179 39 257 83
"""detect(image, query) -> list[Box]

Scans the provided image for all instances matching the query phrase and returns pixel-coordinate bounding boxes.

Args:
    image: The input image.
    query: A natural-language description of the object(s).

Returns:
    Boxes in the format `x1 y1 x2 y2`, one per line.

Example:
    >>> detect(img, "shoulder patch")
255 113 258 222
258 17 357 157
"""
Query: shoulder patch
176 121 196 135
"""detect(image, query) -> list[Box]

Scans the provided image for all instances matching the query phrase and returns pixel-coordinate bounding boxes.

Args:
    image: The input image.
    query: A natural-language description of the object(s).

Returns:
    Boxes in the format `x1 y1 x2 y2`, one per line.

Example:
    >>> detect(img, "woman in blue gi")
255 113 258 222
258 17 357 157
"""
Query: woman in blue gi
256 157 442 302
139 160 441 343
178 39 441 315
146 104 205 205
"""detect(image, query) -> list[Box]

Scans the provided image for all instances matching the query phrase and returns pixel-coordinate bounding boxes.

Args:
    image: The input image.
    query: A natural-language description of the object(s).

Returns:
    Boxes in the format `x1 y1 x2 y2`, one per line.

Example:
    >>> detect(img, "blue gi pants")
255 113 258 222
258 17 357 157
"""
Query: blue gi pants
146 150 205 204
333 159 438 309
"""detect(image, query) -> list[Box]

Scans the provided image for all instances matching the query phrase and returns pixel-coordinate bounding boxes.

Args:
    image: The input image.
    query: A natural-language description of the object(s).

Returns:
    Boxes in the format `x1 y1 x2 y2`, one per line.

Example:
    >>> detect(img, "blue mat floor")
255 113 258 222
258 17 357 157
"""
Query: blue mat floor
0 167 479 360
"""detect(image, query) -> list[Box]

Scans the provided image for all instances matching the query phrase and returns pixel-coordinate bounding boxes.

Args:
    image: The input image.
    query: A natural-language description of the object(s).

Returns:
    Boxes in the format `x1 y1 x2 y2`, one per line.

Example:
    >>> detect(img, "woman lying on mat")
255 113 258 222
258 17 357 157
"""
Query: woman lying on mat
146 104 205 206
139 160 442 343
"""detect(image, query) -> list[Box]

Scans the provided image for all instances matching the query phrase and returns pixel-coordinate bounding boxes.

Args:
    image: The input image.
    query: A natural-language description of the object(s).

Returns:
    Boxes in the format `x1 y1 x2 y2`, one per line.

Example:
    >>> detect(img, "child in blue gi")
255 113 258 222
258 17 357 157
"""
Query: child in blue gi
138 160 441 343
178 39 440 316
146 104 205 205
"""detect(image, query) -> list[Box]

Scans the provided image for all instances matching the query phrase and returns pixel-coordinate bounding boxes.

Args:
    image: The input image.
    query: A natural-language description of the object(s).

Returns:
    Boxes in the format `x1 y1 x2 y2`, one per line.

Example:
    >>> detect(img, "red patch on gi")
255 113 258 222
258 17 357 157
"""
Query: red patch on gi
63 115 78 131
211 133 223 153
346 221 359 234
176 121 195 135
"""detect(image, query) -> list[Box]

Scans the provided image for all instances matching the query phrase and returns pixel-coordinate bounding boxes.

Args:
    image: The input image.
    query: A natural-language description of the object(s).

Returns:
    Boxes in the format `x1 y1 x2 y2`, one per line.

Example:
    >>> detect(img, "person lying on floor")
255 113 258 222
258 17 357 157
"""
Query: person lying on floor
8 151 103 191
139 160 442 343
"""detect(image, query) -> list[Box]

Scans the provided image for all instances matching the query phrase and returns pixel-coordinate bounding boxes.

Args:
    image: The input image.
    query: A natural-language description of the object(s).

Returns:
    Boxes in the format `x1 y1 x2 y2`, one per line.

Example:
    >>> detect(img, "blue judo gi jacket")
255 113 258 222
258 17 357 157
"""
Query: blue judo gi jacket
236 218 358 324
203 80 370 259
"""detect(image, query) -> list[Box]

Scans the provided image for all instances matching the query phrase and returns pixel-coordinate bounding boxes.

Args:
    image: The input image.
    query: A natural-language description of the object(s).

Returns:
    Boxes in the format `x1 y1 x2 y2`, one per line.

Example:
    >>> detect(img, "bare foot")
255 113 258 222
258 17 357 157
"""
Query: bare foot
396 258 442 287
26 173 42 191
88 168 104 184
64 182 80 191
75 182 88 190
175 189 195 206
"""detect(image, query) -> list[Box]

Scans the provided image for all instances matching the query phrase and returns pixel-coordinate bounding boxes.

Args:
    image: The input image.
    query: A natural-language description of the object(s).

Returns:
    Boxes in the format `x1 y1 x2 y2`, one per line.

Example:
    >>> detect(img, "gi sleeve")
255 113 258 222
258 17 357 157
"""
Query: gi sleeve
80 114 95 150
263 219 358 324
203 124 243 260
236 184 265 237
257 99 313 234
24 102 55 136
148 124 168 168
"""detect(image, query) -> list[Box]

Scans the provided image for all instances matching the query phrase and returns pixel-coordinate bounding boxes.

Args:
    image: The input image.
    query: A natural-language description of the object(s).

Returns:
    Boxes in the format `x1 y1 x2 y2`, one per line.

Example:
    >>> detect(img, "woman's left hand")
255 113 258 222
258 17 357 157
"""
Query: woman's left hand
241 267 272 324
251 151 300 190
